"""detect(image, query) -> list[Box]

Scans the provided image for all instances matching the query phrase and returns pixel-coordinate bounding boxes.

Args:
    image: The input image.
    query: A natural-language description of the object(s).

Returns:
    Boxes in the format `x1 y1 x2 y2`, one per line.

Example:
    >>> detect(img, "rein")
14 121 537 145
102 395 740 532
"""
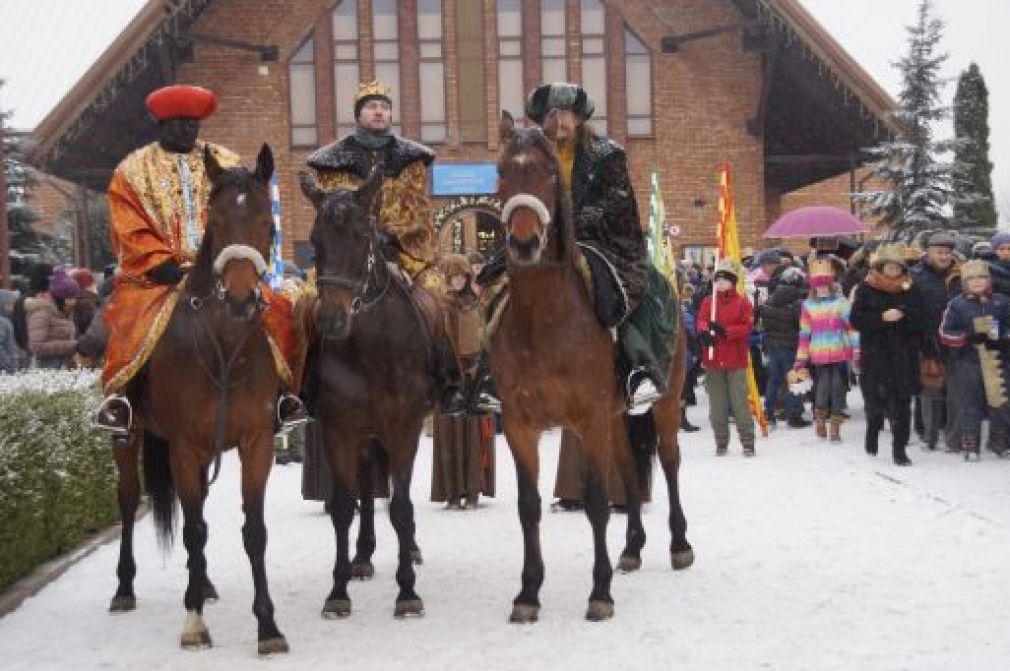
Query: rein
315 218 391 316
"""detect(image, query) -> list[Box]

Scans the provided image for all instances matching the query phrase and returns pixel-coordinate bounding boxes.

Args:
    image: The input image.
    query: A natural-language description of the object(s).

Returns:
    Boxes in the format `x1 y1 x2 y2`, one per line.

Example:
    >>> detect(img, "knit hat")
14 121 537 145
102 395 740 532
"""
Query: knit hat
712 258 740 284
808 258 834 289
48 267 81 300
755 249 782 267
354 80 393 119
961 259 991 283
70 267 96 291
870 244 907 269
925 230 956 249
990 232 1010 250
525 82 595 123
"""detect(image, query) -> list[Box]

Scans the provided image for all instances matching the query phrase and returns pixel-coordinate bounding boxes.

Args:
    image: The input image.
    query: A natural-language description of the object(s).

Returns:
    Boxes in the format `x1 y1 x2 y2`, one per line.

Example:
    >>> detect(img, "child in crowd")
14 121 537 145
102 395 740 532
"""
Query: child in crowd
939 260 1010 459
794 258 859 442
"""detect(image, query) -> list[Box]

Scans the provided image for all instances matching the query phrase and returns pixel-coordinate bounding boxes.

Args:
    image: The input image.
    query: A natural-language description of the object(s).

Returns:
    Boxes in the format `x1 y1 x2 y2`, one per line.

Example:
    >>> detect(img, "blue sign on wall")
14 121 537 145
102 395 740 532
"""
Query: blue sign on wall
431 163 498 196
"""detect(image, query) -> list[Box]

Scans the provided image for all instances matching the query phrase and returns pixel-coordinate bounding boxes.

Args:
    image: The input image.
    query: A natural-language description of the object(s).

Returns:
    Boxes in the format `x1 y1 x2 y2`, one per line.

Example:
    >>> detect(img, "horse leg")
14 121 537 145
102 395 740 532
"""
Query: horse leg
109 431 141 612
581 422 615 622
176 456 213 650
388 437 423 618
351 446 376 580
612 415 646 573
322 430 358 618
504 422 543 624
653 395 694 570
184 465 218 603
239 435 288 655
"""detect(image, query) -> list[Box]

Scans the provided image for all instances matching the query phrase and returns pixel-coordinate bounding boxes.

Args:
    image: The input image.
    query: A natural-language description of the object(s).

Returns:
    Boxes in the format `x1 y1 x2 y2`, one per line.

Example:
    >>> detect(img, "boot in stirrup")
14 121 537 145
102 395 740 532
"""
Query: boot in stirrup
94 394 132 437
276 393 310 434
627 369 665 416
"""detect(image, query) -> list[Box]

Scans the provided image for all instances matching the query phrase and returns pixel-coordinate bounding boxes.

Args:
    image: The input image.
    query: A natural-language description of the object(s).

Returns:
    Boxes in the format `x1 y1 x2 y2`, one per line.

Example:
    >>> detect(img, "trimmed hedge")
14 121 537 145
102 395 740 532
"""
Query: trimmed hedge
0 371 119 591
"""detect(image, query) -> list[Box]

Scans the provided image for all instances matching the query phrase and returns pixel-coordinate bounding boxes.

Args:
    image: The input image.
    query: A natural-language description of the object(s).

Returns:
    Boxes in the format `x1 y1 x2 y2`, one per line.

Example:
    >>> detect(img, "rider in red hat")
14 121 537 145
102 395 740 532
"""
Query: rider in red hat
95 84 307 438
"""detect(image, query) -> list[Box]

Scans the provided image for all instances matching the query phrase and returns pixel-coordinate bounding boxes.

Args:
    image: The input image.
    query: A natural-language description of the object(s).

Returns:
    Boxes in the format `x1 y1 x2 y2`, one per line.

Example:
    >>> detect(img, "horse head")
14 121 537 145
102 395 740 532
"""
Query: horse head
300 168 383 342
200 144 275 321
497 110 567 267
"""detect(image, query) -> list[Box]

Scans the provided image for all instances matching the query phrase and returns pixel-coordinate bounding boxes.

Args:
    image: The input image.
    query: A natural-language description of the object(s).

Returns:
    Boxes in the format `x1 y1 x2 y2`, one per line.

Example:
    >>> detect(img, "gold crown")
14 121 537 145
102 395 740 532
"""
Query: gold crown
355 80 392 105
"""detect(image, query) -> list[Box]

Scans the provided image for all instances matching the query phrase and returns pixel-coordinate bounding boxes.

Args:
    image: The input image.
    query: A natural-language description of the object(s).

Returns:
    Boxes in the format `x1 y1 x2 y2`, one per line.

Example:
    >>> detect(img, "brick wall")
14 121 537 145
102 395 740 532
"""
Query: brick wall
170 0 832 260
23 172 76 237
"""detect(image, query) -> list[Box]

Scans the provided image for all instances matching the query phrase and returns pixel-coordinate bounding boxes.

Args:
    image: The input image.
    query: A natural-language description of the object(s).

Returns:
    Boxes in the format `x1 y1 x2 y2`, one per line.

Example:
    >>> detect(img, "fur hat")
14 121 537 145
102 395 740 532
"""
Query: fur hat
48 267 81 300
525 82 595 123
870 244 907 270
712 258 740 283
961 259 991 283
925 230 957 249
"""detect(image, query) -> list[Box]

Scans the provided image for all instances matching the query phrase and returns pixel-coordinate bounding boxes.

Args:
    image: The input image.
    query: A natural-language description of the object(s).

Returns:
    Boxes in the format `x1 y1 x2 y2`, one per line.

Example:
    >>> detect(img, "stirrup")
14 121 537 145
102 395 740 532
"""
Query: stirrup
93 394 132 437
472 391 501 413
276 393 310 433
627 370 662 415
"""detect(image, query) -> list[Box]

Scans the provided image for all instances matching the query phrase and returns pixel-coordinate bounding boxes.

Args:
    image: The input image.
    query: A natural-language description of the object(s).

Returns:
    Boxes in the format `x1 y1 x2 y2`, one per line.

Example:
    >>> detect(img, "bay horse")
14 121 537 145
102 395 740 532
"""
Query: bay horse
300 168 433 619
493 111 693 623
109 145 289 655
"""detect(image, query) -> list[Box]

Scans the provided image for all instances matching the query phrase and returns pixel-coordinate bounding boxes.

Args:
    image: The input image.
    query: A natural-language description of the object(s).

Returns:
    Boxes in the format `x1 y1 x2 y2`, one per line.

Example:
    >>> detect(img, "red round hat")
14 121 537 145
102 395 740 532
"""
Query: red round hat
145 85 218 121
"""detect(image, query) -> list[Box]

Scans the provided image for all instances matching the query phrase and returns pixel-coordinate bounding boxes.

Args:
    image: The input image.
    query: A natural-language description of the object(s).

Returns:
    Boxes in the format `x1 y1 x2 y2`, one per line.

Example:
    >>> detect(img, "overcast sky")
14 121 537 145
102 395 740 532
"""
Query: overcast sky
1 0 1007 221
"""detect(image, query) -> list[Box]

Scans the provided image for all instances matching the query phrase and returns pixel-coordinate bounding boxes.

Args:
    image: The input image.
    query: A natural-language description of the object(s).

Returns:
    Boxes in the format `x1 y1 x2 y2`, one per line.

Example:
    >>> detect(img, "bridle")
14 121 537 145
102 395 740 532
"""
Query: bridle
315 216 390 317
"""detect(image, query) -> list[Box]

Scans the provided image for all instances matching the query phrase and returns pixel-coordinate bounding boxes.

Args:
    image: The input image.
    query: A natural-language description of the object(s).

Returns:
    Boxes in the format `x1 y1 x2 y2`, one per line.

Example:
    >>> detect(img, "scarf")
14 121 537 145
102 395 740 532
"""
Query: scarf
865 269 911 294
354 124 394 150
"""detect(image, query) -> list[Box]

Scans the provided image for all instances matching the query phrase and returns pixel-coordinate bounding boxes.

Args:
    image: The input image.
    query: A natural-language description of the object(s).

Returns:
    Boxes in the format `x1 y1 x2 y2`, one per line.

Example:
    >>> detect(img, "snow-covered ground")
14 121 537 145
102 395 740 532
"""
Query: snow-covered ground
2 392 1009 670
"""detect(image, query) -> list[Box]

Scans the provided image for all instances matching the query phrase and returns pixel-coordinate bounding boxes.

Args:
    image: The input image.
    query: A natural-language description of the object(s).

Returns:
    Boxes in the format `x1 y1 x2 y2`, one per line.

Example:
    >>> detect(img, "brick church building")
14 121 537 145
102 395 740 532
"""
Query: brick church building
29 0 897 266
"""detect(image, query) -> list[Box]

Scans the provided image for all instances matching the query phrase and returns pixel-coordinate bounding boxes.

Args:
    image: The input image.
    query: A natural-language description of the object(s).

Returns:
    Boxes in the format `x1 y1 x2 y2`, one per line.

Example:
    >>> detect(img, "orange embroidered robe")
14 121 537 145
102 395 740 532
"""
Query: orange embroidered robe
102 140 297 392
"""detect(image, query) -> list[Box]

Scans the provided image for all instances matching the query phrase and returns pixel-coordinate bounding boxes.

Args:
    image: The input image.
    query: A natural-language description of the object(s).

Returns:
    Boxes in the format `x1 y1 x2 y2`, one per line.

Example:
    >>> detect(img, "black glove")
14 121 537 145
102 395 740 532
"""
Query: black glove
969 331 991 345
710 323 726 339
697 330 715 347
147 259 184 285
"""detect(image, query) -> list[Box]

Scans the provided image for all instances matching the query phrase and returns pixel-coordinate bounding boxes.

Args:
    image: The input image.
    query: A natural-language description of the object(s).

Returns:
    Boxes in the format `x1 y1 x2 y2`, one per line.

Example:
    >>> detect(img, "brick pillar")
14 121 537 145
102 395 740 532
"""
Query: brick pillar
443 0 461 147
314 12 335 145
358 0 374 80
566 0 581 84
606 6 626 145
522 0 541 95
485 0 500 150
399 0 421 140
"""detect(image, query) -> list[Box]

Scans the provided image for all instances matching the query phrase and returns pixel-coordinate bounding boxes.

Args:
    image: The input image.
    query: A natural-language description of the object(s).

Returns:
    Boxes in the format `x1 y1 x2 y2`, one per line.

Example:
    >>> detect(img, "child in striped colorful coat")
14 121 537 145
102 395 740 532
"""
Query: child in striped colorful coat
793 258 860 441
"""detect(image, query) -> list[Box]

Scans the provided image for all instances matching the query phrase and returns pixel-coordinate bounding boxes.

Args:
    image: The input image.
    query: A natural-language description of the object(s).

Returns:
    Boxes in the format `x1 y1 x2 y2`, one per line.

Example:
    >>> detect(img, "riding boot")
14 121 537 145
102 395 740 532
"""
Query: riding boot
94 394 133 438
627 368 666 416
814 409 828 439
276 392 310 433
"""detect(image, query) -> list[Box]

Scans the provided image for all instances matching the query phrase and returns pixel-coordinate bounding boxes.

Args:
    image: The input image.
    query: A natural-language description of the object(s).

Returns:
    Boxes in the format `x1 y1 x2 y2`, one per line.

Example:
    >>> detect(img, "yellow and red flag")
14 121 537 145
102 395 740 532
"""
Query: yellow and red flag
716 161 769 437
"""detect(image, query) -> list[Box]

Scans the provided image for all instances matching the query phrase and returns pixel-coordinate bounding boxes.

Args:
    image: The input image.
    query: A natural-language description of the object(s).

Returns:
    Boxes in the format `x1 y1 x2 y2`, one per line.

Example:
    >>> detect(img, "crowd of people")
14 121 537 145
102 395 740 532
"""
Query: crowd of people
679 229 1010 465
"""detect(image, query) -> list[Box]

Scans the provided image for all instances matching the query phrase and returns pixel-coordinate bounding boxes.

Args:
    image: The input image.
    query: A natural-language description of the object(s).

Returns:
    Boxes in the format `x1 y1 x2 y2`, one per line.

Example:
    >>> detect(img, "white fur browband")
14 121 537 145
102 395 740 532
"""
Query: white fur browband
501 193 552 226
213 244 269 277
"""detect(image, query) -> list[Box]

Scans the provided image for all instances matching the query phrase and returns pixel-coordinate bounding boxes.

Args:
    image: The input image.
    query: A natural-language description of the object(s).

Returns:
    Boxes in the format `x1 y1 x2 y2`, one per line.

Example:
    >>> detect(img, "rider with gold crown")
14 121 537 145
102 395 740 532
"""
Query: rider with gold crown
305 80 464 412
94 84 307 438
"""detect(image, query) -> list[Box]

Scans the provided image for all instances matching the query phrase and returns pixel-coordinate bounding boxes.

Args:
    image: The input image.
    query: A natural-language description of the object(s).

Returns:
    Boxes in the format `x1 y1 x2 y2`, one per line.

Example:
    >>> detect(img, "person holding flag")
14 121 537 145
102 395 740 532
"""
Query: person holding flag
697 259 756 456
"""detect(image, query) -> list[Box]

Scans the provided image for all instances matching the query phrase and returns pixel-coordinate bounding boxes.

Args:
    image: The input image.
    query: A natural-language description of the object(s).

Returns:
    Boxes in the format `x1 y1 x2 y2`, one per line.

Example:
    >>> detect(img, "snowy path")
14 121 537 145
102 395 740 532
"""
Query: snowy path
2 393 1009 670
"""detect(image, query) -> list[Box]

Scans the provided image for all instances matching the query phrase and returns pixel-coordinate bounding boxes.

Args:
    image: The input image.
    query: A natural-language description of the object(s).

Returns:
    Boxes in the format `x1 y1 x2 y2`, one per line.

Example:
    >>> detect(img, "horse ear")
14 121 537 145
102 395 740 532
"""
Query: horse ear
542 109 560 144
298 170 326 208
255 143 274 184
499 110 515 144
355 168 383 210
204 146 224 183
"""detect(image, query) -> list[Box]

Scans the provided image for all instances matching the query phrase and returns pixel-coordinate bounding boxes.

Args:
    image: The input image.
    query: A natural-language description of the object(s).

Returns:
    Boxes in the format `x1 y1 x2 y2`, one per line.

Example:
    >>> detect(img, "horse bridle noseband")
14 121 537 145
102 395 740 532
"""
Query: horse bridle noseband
315 217 390 316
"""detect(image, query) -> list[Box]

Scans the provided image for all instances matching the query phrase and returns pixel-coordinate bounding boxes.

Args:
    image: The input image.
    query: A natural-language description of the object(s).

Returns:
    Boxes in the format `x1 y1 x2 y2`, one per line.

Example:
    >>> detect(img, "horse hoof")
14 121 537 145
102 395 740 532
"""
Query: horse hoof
258 636 290 655
394 598 425 618
180 629 212 650
351 561 374 580
202 581 219 602
585 600 615 622
509 603 539 624
322 599 352 618
108 594 136 613
410 550 424 565
617 554 642 573
671 548 695 570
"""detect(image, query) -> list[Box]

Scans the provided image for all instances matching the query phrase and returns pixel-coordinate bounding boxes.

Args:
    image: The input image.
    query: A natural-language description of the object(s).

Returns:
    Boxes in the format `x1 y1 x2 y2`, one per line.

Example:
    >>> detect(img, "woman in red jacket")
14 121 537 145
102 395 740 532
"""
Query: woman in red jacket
698 259 756 456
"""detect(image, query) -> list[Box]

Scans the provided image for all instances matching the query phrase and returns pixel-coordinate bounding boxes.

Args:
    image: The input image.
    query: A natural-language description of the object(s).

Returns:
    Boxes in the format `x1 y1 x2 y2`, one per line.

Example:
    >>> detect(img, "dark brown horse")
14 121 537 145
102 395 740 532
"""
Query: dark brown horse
300 169 434 619
493 111 693 623
109 145 289 654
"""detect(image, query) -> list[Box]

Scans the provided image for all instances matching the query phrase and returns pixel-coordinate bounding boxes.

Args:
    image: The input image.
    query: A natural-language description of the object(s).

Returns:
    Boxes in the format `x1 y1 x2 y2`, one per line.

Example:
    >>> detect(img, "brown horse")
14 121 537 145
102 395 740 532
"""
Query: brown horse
300 169 434 619
109 145 289 655
493 111 693 623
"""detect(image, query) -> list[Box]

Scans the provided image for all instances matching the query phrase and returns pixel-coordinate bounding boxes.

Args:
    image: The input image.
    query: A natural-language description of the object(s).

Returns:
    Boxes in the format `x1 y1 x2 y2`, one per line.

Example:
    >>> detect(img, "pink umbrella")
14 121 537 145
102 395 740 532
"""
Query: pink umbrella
763 206 869 239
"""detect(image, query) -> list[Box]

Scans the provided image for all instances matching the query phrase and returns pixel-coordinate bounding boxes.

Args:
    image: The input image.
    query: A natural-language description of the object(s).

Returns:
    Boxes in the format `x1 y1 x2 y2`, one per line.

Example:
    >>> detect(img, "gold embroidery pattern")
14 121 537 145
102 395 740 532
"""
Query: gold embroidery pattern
104 288 181 393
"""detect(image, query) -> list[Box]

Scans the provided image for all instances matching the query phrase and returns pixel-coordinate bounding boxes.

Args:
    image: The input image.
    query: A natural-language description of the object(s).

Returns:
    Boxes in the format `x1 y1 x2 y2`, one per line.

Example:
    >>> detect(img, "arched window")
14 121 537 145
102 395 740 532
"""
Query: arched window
625 27 652 136
289 37 317 147
497 0 525 121
580 0 607 134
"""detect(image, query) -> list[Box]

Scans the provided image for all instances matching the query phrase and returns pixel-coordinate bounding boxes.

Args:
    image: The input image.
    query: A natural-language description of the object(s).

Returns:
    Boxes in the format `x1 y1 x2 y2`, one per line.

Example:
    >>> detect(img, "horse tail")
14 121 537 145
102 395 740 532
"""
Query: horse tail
142 430 177 550
625 410 657 495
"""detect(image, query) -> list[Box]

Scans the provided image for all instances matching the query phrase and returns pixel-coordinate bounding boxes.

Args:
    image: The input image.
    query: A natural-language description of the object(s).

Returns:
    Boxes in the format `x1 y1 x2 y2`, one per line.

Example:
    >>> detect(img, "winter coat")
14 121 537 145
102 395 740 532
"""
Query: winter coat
850 270 927 399
939 292 1010 364
987 260 1010 298
760 284 803 350
25 297 77 369
796 293 859 367
909 260 961 353
75 302 108 364
71 289 100 336
697 288 753 371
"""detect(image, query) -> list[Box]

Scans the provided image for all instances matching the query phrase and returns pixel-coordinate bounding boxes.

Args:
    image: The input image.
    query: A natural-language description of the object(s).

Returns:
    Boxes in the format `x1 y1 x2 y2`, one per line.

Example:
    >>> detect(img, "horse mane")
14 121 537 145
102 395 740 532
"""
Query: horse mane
188 167 264 296
499 128 574 265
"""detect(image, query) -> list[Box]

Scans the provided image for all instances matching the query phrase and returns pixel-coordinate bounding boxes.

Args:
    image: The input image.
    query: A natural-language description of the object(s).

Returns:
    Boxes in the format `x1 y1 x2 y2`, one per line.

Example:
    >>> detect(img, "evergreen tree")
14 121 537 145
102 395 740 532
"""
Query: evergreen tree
952 63 998 232
856 0 955 240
